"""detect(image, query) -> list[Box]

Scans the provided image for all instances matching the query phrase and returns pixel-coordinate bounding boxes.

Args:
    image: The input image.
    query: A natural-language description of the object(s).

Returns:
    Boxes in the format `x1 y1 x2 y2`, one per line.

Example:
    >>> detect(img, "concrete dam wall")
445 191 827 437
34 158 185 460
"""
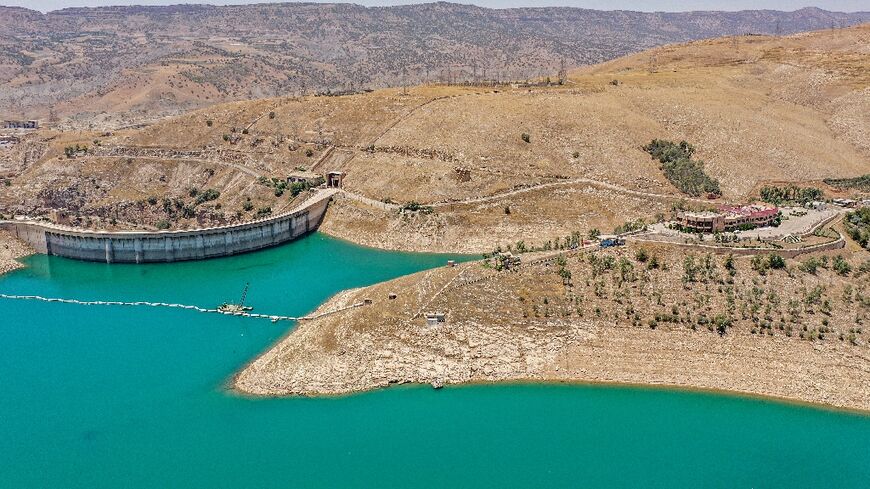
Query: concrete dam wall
1 190 335 264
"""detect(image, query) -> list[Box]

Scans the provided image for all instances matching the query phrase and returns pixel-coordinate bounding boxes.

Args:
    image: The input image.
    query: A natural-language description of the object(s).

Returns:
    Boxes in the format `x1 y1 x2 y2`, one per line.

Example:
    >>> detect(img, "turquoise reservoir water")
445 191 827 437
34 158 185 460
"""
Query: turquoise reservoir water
1 233 868 488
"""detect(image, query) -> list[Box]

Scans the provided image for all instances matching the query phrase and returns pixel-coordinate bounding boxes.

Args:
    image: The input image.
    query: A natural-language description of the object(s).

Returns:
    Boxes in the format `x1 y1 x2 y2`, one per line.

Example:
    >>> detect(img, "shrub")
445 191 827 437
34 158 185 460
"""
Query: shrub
635 248 649 263
194 188 220 204
724 254 736 276
400 201 434 214
768 254 786 270
305 149 314 157
800 257 822 275
714 314 732 336
833 255 851 276
255 206 272 218
155 220 170 230
268 111 276 119
521 133 531 143
206 119 213 127
242 200 254 212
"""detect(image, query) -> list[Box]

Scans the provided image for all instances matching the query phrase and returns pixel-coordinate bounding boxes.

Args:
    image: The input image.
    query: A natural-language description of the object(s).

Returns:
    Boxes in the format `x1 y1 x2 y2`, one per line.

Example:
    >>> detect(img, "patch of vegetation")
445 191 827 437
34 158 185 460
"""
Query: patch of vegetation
155 220 170 230
759 185 823 205
521 133 531 143
400 201 434 214
751 253 786 275
799 256 829 275
290 178 326 197
63 144 89 158
845 208 870 250
613 218 646 235
195 188 220 205
833 255 852 276
255 206 272 219
643 139 721 197
823 174 870 192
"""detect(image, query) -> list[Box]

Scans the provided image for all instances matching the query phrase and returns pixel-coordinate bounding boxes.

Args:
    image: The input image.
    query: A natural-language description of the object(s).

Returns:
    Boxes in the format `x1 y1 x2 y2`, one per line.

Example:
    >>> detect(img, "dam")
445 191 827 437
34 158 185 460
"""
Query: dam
0 189 336 264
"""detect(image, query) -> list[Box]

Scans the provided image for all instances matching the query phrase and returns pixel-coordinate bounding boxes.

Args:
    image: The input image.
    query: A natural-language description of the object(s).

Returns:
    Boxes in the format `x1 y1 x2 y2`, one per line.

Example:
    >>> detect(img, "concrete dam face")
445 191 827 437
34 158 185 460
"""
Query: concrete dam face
1 191 334 264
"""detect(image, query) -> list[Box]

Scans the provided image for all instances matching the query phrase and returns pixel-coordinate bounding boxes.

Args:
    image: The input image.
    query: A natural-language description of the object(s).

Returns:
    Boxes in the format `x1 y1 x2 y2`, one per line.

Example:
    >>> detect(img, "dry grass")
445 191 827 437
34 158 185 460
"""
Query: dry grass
2 26 868 246
235 241 870 411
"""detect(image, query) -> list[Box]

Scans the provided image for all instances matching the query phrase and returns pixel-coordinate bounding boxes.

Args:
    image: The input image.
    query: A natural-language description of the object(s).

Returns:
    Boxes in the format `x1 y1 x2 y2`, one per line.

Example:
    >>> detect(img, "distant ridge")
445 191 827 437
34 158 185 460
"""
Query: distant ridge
0 2 867 123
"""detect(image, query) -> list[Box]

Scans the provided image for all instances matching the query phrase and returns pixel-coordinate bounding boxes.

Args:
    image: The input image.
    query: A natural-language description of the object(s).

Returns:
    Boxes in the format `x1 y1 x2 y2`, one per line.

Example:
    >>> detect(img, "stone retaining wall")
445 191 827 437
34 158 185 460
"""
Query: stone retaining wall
631 236 845 258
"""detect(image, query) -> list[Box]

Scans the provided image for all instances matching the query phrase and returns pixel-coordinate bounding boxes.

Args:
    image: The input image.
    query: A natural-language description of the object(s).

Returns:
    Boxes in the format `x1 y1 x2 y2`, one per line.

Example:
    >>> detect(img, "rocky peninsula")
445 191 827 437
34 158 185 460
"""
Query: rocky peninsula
235 242 870 412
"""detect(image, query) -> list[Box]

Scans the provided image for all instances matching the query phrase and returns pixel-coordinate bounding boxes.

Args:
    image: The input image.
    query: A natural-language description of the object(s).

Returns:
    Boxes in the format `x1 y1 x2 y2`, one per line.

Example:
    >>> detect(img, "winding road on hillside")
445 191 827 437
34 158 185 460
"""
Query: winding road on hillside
428 177 713 208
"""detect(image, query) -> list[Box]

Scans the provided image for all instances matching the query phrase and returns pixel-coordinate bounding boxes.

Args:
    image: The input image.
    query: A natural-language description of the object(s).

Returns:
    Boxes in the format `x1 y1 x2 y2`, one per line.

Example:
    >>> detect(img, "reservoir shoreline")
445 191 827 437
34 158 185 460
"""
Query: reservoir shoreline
4 224 867 414
233 253 870 413
0 230 32 276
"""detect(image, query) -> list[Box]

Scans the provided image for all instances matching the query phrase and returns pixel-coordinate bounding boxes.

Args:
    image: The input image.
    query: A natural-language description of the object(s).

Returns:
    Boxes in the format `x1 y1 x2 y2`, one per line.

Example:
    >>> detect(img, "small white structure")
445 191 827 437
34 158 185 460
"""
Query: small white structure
425 312 446 326
805 201 826 211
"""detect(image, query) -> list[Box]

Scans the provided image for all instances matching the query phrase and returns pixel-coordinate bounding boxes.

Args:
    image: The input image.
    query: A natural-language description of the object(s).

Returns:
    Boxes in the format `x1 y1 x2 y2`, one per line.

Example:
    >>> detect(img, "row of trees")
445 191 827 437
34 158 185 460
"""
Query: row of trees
759 185 823 205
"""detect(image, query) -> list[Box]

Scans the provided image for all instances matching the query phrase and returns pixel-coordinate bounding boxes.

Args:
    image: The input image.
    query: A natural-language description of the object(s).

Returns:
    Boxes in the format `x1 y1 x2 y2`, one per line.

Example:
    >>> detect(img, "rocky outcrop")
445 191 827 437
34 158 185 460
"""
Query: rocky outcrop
0 230 31 275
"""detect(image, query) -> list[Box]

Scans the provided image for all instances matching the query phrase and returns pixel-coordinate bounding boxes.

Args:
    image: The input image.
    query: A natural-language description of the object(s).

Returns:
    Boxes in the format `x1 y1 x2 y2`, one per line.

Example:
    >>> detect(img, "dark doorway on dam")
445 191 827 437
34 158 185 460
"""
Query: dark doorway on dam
326 171 345 189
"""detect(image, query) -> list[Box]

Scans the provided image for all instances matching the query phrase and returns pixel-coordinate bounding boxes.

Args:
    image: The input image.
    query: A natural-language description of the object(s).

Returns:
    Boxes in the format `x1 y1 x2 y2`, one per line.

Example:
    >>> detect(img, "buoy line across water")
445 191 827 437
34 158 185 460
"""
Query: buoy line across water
0 293 299 322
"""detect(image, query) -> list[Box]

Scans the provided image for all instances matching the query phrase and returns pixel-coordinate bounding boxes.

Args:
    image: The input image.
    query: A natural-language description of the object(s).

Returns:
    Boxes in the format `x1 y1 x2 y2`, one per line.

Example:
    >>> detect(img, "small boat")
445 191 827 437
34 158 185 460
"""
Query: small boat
218 303 253 313
218 283 253 313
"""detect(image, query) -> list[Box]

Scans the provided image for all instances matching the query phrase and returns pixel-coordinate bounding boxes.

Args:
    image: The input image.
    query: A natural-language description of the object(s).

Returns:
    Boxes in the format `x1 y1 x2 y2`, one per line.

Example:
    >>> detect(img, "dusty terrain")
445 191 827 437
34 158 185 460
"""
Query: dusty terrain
236 241 870 411
2 26 868 250
0 230 30 275
1 3 865 126
1 25 869 410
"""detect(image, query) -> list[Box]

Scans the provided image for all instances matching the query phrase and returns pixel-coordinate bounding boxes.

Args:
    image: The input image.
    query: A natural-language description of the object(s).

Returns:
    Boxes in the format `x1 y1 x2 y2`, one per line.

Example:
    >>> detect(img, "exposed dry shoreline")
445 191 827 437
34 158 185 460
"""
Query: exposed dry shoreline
0 230 31 276
235 246 870 412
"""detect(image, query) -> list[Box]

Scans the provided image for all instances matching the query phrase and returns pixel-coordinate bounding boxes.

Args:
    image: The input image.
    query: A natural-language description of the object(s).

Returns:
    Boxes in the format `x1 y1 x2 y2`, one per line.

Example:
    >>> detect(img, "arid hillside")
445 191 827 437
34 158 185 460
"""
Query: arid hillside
1 3 867 126
235 239 870 411
1 26 868 252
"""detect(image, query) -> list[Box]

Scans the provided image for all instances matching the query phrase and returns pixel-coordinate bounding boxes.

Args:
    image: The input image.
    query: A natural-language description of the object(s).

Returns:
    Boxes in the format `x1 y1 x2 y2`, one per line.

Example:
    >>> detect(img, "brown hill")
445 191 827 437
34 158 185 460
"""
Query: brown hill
0 3 867 126
1 25 868 252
